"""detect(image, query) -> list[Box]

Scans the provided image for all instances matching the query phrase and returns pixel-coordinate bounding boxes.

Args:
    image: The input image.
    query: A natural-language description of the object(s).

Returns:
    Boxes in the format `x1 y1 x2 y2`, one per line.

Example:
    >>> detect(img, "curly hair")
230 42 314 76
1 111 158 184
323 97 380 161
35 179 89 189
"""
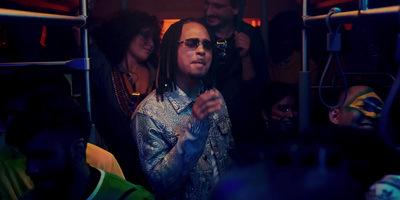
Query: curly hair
155 18 212 101
91 10 162 67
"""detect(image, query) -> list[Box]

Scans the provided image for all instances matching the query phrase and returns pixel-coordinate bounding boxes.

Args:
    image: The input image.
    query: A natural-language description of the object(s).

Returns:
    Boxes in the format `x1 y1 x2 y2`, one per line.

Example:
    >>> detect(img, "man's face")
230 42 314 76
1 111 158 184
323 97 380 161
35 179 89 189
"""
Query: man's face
335 86 383 131
22 130 74 198
177 22 212 82
204 0 238 28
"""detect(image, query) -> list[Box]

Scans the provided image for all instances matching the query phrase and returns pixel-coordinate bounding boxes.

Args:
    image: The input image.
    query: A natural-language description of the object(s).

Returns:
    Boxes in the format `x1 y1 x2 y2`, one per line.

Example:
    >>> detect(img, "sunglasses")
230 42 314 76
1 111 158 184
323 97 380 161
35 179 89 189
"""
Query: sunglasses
178 38 213 51
215 39 227 64
138 31 153 40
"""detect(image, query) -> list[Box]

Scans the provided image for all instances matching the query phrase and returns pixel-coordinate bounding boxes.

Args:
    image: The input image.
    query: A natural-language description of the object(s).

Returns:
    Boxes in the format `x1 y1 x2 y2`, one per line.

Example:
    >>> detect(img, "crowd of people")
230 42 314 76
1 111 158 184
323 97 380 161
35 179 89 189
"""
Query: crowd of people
1 0 400 199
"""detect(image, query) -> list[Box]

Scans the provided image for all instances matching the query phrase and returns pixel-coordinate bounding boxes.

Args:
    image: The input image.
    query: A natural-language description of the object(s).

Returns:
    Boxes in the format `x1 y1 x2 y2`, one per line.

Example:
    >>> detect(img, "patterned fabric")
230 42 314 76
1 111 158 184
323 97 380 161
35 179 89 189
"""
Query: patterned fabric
131 85 234 200
366 175 400 200
111 66 135 117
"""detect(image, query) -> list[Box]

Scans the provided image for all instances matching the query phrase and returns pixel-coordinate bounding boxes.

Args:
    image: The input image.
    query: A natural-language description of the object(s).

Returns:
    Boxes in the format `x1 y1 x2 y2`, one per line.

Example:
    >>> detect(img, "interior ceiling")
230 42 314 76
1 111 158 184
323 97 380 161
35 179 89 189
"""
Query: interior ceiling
2 0 368 19
92 0 262 19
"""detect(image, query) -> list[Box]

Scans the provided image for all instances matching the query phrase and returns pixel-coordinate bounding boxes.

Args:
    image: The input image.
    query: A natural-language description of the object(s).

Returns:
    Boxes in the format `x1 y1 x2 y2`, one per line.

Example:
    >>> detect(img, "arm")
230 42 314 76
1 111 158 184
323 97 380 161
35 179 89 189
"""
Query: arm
236 26 269 102
133 113 208 195
132 90 223 196
234 31 255 81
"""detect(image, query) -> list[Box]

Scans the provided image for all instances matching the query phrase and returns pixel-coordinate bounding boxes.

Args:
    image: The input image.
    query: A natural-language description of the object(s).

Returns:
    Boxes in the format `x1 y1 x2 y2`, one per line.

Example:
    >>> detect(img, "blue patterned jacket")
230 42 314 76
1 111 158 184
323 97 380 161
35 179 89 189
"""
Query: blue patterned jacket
131 86 234 200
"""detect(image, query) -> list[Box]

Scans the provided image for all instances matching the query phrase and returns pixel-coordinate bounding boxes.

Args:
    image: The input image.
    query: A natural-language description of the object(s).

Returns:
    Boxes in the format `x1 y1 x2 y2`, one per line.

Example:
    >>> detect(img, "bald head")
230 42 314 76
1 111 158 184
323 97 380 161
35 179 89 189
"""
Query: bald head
337 86 372 106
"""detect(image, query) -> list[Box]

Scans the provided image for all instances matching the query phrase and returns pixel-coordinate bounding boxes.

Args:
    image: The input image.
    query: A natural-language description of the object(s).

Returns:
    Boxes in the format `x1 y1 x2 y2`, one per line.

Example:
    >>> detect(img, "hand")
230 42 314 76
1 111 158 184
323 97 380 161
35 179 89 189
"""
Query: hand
234 31 251 58
192 89 223 121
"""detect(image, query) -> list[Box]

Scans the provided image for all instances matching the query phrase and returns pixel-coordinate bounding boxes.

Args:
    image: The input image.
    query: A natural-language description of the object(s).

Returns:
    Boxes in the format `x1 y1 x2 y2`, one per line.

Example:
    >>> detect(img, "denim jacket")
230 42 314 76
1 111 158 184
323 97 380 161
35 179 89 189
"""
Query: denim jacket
131 85 234 200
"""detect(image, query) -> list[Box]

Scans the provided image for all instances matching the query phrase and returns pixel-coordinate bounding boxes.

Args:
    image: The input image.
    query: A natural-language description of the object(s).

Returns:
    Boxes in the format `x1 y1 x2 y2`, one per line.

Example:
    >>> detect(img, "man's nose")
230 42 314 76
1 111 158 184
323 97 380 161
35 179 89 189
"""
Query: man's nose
196 44 206 55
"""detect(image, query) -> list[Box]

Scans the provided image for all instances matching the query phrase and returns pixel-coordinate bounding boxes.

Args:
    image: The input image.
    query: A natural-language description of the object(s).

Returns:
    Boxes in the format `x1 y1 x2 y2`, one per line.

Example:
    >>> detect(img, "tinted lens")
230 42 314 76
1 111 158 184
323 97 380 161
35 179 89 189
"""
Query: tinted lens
202 40 212 50
139 31 152 39
184 38 200 48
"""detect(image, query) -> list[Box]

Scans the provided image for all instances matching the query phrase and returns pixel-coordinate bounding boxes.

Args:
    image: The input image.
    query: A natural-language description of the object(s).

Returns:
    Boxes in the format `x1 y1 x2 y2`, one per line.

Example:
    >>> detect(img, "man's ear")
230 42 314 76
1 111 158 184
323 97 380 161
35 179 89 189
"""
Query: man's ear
71 138 86 164
329 108 340 125
262 109 269 121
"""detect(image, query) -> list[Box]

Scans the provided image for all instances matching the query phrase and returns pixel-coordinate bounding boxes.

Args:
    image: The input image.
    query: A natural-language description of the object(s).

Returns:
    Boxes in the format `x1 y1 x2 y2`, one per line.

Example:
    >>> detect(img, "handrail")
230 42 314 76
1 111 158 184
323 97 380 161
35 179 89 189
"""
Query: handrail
0 59 88 70
303 5 400 27
0 0 93 142
0 8 86 27
331 72 396 86
301 1 400 133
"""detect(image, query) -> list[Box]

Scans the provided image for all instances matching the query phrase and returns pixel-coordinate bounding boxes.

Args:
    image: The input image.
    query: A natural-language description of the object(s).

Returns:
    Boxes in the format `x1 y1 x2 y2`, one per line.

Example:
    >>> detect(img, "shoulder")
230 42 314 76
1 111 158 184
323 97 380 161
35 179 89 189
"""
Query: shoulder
134 90 163 115
132 90 171 124
240 21 260 36
86 143 113 164
89 43 112 73
99 170 154 200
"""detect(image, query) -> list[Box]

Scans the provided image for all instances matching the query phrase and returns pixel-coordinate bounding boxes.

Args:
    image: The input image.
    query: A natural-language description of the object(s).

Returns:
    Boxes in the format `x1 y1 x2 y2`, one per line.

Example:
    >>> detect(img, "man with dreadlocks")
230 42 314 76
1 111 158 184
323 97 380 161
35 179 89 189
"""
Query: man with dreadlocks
131 18 234 200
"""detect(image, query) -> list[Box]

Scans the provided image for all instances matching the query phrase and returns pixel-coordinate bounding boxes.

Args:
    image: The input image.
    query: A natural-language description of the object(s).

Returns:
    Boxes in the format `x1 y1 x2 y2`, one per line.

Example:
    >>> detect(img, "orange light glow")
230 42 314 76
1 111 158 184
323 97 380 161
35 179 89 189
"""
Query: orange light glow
162 19 180 37
161 18 261 38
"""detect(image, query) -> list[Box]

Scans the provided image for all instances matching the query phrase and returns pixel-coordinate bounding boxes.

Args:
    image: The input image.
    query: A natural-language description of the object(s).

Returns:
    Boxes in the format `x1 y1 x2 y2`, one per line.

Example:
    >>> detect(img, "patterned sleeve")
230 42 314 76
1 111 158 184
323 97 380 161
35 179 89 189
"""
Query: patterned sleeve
132 110 210 196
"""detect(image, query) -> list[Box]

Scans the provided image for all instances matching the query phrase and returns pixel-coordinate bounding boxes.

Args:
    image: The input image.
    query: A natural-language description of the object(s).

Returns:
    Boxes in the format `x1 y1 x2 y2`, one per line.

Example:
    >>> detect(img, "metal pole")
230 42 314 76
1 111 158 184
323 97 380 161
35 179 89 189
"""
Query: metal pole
0 8 86 27
80 0 92 122
300 0 311 133
304 5 400 26
0 59 87 70
260 0 269 60
359 0 368 10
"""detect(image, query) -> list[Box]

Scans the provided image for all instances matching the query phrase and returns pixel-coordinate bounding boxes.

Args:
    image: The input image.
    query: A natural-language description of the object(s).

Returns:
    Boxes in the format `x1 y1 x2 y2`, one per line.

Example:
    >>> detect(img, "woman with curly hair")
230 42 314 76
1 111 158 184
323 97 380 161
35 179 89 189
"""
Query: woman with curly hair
89 10 162 189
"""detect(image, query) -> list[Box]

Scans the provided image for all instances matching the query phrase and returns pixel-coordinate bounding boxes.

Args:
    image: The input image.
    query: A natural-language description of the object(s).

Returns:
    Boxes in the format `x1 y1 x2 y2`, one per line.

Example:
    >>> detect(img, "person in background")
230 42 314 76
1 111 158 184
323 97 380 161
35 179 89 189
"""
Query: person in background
0 67 125 200
89 10 162 188
5 91 154 200
227 82 298 169
131 18 234 200
203 0 268 146
259 81 299 135
210 126 400 200
328 85 384 132
268 10 319 85
326 84 400 199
